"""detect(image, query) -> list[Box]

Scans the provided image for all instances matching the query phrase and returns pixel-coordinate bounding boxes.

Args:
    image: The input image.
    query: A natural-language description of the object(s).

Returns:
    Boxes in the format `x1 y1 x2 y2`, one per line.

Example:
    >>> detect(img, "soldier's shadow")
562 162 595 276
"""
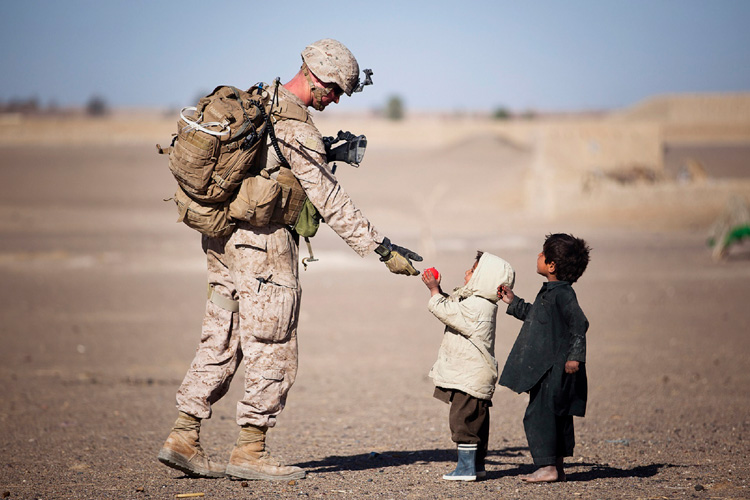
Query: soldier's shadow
295 448 674 482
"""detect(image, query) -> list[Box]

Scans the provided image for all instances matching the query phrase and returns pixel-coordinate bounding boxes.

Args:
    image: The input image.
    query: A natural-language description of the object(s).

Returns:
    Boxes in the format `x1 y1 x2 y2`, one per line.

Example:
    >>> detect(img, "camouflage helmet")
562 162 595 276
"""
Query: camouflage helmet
301 39 360 96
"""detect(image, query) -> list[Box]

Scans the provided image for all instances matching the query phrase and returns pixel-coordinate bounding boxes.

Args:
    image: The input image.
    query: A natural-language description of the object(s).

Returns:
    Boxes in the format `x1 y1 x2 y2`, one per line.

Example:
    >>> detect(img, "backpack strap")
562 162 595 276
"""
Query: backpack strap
225 86 258 142
156 135 178 155
176 196 190 223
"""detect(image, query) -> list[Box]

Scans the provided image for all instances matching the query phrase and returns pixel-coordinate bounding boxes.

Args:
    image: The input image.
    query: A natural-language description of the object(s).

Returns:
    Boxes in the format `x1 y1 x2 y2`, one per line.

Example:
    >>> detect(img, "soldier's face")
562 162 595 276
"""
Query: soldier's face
309 69 342 109
320 85 342 108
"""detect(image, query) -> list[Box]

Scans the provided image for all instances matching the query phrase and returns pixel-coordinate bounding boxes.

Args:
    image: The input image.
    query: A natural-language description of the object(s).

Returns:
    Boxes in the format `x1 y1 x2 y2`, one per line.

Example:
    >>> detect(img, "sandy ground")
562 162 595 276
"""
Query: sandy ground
1 115 749 500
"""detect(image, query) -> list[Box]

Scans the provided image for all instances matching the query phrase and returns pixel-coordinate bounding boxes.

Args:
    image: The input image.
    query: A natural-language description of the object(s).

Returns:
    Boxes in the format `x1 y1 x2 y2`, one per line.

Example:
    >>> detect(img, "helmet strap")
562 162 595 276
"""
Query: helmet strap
302 63 334 111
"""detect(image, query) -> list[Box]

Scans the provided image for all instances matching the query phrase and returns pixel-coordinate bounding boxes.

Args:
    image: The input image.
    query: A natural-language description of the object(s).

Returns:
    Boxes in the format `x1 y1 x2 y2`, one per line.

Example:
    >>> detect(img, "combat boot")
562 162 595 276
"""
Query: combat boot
225 425 306 481
442 443 477 481
157 412 225 478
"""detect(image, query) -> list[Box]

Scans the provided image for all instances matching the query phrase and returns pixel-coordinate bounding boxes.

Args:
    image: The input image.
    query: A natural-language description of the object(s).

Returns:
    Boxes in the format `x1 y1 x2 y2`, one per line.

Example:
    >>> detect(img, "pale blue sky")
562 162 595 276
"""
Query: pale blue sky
1 0 748 112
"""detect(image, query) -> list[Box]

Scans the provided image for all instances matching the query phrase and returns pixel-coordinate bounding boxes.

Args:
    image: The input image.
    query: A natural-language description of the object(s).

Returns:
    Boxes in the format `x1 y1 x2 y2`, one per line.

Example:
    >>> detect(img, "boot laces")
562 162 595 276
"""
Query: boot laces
257 450 282 467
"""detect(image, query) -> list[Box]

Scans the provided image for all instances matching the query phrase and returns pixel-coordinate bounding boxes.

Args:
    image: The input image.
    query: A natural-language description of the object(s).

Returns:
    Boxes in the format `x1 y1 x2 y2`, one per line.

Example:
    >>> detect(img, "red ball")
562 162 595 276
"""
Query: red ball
425 267 439 280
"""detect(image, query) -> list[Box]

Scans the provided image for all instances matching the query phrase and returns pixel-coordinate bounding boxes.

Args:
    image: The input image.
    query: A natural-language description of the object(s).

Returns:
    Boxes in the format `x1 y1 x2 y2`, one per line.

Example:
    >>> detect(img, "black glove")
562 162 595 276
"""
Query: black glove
374 237 423 276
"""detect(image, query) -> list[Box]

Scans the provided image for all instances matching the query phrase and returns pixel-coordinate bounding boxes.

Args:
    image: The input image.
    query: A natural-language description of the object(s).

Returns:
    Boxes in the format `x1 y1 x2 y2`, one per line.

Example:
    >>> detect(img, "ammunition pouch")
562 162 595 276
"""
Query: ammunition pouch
271 167 307 226
227 166 318 237
274 168 321 238
228 172 281 227
173 185 234 238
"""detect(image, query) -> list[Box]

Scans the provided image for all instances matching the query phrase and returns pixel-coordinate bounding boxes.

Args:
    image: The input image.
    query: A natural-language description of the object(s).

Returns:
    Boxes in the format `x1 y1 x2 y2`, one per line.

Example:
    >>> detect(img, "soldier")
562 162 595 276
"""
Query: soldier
157 39 422 481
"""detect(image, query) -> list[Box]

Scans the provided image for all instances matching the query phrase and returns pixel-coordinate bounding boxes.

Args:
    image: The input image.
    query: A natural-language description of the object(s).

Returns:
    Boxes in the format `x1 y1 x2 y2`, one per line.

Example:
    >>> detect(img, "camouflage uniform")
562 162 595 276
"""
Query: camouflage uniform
176 84 381 428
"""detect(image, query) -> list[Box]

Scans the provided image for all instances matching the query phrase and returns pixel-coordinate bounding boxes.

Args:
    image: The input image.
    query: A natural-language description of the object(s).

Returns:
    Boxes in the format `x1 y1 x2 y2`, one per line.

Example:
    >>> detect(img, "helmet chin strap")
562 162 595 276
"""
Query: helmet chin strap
302 63 334 111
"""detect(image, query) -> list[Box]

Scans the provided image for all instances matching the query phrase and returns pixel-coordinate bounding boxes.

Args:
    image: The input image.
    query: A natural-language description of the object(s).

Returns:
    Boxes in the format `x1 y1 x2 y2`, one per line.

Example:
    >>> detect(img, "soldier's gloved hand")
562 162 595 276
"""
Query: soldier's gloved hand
374 237 423 276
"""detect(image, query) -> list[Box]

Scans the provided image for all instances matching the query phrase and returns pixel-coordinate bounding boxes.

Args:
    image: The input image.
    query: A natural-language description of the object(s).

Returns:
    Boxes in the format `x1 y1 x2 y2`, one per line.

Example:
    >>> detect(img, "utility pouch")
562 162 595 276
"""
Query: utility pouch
292 198 321 238
173 186 234 238
228 173 282 227
271 167 307 226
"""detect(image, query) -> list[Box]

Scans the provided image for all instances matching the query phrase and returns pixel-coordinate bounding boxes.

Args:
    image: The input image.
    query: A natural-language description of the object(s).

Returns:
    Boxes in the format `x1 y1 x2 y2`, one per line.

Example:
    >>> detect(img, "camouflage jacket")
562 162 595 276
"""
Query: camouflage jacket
260 84 381 257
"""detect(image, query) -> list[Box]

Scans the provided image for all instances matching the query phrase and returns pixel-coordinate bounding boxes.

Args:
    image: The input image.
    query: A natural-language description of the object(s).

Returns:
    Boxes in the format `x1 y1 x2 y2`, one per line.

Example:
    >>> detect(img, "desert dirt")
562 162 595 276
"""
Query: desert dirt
1 108 749 500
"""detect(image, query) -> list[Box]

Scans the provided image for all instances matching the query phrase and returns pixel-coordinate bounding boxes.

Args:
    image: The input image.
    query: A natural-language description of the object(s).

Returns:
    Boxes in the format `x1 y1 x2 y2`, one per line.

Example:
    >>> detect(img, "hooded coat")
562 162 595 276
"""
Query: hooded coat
427 253 515 400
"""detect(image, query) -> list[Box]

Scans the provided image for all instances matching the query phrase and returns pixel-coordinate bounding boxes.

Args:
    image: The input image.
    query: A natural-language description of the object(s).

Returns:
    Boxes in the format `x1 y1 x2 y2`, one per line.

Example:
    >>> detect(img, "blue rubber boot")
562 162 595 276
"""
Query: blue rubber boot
442 443 477 481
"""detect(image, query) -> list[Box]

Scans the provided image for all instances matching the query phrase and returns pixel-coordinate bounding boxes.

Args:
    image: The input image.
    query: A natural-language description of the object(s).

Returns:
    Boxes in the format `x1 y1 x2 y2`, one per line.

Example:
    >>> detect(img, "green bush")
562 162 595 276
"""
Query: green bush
86 95 108 117
385 95 404 121
493 107 511 120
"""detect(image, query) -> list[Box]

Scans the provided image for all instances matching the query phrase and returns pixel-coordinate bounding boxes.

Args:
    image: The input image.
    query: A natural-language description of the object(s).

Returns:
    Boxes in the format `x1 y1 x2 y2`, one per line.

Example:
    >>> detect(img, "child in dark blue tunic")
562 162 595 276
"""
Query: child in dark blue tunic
497 233 591 483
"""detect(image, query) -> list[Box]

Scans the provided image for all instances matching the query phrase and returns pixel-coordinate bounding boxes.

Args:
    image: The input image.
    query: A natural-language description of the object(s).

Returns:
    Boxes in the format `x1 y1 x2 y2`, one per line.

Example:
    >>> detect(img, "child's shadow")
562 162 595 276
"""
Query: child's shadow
494 461 676 482
295 448 674 482
295 447 526 474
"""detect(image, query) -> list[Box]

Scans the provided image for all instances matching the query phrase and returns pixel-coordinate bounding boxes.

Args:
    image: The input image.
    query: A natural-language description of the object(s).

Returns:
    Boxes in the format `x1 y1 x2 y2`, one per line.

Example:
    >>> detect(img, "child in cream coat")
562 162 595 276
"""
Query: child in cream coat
422 251 515 481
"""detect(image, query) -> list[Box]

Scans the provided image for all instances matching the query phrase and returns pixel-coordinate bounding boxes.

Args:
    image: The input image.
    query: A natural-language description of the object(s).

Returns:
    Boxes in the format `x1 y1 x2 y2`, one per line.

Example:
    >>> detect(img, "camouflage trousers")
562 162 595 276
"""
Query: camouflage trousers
176 222 301 428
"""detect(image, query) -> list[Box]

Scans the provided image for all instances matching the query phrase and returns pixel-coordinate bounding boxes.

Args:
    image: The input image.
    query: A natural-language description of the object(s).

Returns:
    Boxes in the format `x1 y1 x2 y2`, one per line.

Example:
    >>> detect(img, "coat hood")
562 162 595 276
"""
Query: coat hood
455 253 515 302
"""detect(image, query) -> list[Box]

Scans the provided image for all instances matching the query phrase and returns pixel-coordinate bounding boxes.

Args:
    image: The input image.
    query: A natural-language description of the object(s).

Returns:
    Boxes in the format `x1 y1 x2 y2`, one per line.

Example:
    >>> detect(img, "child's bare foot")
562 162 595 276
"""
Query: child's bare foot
520 465 566 483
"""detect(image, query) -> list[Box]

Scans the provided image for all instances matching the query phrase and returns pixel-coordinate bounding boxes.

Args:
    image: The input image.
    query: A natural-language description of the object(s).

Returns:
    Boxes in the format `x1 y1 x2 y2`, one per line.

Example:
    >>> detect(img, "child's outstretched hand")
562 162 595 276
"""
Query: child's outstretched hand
421 269 442 296
498 285 514 304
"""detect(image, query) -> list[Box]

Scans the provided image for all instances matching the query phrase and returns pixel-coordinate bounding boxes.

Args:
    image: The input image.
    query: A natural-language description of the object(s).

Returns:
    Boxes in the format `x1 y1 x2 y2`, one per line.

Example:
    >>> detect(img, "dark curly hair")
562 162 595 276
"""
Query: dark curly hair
543 233 591 283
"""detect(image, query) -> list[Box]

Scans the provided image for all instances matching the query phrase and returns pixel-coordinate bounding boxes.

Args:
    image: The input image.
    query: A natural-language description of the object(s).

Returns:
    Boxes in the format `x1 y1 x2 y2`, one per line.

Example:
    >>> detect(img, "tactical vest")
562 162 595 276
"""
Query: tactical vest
157 82 316 238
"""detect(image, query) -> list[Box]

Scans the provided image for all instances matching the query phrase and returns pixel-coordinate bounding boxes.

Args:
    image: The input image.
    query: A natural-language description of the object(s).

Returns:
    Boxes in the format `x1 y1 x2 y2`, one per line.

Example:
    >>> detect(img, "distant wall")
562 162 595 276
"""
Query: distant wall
537 121 663 173
613 93 750 125
509 93 750 222
614 93 750 145
489 120 664 218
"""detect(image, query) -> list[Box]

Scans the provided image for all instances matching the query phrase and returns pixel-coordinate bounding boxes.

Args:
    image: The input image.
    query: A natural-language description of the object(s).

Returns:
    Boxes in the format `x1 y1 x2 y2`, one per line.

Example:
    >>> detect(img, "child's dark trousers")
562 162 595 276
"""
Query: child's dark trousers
524 371 575 466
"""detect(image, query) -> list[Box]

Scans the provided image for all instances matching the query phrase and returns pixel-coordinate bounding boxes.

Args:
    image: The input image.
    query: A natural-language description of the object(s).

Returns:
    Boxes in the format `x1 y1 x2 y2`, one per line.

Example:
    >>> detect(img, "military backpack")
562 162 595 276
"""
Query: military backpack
157 82 320 238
